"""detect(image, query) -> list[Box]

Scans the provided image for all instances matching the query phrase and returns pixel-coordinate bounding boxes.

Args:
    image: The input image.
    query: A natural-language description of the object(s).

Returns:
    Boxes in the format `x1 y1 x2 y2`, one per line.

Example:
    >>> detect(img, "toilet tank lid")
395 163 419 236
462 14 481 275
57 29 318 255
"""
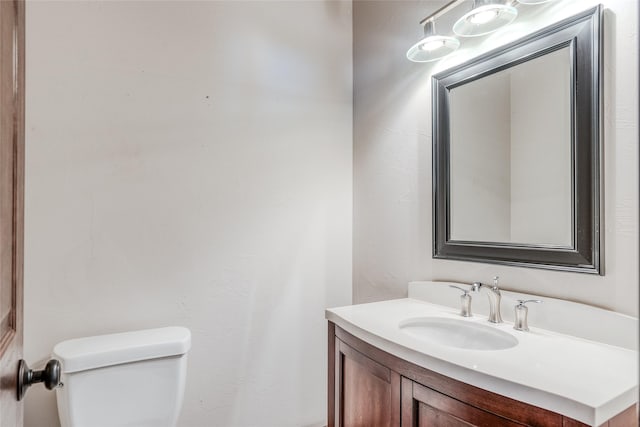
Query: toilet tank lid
53 327 191 373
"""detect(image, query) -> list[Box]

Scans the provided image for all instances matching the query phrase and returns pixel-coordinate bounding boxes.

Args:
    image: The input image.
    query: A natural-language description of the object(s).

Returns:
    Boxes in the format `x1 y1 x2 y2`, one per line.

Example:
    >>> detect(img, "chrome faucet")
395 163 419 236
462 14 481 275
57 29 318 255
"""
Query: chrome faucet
485 276 503 323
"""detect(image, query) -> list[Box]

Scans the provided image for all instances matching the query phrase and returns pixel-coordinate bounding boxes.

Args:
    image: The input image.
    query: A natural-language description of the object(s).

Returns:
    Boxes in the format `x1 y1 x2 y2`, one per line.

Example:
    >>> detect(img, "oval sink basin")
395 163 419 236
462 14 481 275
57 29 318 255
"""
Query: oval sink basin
399 317 518 351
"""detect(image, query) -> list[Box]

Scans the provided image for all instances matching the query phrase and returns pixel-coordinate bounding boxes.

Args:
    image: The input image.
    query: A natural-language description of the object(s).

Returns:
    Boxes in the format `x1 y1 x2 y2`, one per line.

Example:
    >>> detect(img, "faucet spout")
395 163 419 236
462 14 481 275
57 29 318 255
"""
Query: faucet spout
470 282 482 292
485 276 503 323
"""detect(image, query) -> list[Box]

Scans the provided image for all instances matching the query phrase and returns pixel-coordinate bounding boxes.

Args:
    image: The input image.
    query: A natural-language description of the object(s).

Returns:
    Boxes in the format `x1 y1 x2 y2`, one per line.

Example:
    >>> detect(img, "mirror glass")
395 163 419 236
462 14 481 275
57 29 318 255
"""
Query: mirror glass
448 47 572 246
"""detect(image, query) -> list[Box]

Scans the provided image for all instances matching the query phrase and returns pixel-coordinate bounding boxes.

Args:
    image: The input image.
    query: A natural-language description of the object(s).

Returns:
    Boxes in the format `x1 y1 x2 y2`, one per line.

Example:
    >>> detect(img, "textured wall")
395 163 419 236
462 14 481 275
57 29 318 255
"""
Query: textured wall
24 1 352 426
353 0 639 316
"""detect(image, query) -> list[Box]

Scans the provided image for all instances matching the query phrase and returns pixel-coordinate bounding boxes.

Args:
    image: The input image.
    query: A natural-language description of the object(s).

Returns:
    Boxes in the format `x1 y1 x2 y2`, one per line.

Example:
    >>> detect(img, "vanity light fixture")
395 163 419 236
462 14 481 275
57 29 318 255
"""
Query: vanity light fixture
453 0 518 37
408 0 553 63
406 19 460 62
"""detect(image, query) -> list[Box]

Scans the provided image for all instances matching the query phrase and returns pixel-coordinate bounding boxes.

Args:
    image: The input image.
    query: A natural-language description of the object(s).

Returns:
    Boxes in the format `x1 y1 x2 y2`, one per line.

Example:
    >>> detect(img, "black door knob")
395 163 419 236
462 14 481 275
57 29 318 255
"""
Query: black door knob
17 359 62 401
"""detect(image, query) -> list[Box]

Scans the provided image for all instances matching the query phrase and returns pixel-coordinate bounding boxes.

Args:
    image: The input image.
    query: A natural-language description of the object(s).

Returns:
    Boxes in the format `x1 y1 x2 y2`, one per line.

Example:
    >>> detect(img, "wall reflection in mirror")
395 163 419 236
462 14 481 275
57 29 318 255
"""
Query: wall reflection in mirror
449 47 572 247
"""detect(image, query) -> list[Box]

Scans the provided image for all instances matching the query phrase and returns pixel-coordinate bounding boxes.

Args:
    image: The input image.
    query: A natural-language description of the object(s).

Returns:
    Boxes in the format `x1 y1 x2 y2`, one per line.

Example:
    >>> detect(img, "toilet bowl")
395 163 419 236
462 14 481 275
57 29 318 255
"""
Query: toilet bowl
53 326 191 427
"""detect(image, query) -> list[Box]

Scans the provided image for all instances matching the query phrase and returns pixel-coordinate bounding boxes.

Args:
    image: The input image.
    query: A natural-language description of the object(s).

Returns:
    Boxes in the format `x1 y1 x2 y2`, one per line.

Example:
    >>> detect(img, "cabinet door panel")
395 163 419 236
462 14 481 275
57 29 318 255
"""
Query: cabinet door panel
418 402 474 427
402 377 522 427
336 339 400 427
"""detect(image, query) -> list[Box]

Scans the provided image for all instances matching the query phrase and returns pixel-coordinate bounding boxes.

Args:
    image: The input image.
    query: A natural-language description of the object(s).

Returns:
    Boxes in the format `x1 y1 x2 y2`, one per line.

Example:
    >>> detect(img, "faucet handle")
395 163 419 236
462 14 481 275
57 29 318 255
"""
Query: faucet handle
449 285 470 295
449 285 473 317
492 275 500 288
516 299 542 306
514 300 542 331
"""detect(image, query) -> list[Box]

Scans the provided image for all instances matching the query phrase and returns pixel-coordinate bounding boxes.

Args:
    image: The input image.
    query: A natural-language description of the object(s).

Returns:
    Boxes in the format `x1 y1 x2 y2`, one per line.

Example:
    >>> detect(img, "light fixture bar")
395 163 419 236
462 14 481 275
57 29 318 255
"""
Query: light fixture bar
419 0 466 25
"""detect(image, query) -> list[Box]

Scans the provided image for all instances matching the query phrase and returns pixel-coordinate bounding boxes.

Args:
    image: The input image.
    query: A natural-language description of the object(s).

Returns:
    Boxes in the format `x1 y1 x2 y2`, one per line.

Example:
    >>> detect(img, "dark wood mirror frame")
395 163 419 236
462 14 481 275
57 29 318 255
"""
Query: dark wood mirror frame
432 6 602 274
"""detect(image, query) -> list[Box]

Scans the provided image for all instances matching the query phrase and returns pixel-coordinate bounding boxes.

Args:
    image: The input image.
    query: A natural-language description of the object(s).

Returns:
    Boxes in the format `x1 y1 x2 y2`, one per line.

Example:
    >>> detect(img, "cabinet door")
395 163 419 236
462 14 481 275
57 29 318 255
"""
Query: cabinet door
334 338 401 427
401 377 522 427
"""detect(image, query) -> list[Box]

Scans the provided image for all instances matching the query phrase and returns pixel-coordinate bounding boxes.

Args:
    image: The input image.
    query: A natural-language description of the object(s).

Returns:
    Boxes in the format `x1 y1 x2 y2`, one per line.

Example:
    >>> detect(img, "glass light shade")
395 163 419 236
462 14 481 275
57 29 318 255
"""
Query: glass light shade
468 9 499 24
407 35 460 62
453 4 518 37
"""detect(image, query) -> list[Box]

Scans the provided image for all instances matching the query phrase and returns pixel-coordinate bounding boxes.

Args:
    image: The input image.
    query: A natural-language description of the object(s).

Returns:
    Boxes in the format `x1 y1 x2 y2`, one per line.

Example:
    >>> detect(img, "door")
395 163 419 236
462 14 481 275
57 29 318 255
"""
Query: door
334 338 401 427
400 378 521 427
0 0 25 425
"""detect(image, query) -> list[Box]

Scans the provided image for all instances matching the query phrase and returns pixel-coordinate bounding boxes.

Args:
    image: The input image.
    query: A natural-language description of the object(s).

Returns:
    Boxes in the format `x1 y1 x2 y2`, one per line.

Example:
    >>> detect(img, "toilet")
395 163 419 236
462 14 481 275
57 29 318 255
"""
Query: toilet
53 326 191 427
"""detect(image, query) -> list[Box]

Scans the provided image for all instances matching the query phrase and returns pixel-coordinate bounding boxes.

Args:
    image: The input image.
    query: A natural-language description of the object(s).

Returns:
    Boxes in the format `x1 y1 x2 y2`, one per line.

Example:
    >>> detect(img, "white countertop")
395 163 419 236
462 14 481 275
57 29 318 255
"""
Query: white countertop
326 297 638 426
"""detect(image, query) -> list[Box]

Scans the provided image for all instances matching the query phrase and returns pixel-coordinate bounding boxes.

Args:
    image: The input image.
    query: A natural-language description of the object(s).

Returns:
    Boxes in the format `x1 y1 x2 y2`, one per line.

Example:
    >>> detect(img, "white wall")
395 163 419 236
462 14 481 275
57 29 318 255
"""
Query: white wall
24 1 352 426
353 0 639 316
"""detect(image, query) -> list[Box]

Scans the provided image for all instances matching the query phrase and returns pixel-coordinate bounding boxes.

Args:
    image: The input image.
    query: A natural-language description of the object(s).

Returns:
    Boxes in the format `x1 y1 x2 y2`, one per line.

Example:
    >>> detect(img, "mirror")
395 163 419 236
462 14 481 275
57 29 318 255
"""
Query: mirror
432 6 602 274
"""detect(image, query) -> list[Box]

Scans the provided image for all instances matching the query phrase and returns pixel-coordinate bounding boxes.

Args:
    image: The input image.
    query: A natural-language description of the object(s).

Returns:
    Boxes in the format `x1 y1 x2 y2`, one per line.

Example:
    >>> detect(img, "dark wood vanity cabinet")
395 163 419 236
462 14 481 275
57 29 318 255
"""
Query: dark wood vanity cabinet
328 322 637 427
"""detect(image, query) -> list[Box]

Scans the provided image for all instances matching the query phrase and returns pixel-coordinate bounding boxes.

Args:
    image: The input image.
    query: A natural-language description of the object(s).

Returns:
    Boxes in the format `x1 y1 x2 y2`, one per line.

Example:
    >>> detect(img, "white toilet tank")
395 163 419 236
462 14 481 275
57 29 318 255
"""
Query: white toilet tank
53 327 191 427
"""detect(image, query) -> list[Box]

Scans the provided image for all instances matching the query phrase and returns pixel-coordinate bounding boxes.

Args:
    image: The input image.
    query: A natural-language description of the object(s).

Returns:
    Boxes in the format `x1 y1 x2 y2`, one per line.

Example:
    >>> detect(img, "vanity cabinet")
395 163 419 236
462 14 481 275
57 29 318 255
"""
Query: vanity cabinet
328 322 637 427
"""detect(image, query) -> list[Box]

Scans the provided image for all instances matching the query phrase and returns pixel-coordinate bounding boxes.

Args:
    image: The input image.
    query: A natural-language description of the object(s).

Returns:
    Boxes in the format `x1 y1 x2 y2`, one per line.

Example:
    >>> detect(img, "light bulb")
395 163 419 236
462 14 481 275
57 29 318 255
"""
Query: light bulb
453 3 518 37
420 39 446 51
467 9 499 25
